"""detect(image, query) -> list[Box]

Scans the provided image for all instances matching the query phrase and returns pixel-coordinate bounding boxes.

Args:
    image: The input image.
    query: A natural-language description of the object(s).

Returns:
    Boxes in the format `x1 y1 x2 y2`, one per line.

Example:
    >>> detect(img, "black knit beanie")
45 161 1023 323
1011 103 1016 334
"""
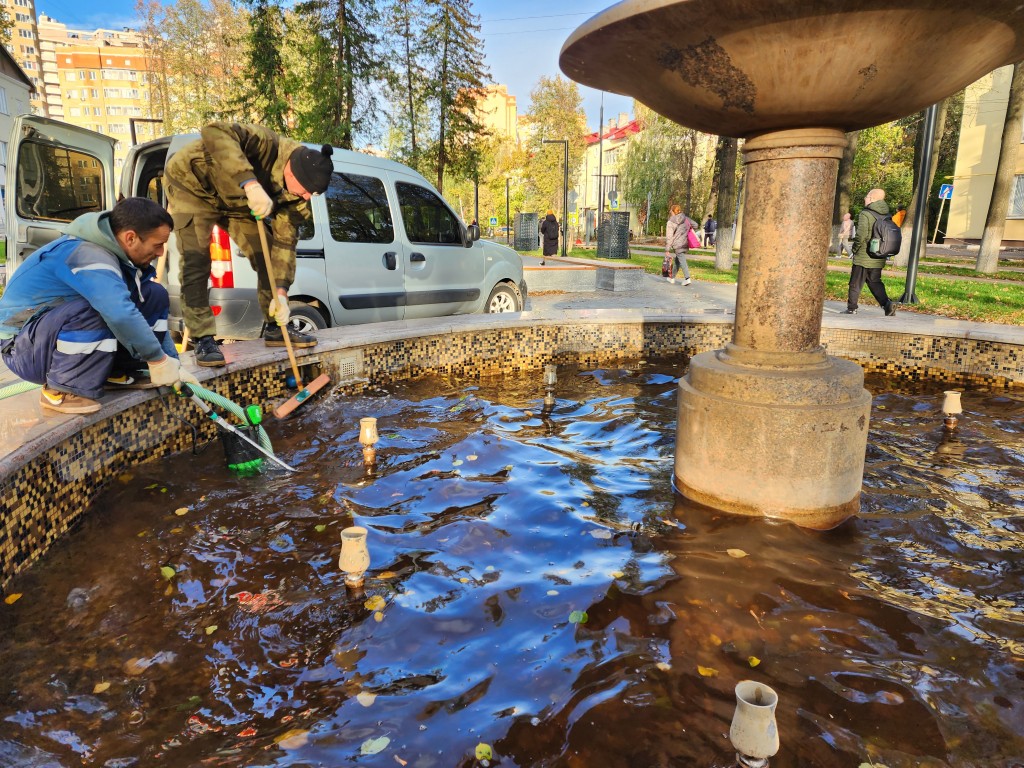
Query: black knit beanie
289 144 334 194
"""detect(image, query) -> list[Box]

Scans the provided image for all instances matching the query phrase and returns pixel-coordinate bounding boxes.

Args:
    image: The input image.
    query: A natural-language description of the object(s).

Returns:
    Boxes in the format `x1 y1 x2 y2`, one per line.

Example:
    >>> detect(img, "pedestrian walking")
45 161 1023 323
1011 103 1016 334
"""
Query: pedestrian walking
846 188 897 316
703 214 717 247
165 121 334 367
664 204 696 286
540 209 560 266
837 212 854 258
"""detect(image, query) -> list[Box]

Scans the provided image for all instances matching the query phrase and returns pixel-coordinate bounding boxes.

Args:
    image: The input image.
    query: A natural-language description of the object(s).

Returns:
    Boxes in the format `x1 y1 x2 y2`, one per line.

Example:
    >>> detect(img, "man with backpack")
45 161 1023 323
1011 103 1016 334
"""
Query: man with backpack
845 188 898 316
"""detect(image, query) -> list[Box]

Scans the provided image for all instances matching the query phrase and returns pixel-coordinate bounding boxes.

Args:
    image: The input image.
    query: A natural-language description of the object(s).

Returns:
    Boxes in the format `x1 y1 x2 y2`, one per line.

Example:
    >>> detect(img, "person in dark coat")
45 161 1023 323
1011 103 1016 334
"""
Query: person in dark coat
540 210 560 266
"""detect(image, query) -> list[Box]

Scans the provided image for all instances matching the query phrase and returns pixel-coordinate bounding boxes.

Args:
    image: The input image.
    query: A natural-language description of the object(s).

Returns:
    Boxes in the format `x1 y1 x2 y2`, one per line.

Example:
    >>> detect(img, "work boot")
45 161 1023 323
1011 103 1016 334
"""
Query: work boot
40 387 101 414
885 303 898 317
264 324 317 349
194 335 226 367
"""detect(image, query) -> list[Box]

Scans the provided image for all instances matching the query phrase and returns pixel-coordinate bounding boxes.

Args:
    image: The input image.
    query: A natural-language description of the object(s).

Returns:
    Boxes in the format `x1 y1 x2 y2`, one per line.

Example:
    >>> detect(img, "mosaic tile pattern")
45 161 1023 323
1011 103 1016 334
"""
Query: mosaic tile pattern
1 319 1021 588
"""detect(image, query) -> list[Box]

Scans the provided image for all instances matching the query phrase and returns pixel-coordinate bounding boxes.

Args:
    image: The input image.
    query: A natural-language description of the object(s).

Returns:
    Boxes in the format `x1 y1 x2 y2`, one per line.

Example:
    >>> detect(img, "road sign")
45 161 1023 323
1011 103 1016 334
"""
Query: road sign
610 199 619 210
938 184 953 200
489 216 498 226
568 213 578 226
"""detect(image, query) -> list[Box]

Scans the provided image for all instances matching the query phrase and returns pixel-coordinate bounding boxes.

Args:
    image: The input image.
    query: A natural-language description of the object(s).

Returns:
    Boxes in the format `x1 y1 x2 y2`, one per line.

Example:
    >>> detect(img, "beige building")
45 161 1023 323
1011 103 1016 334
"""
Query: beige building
946 65 1024 246
572 112 641 238
4 0 45 114
472 84 517 142
36 16 159 170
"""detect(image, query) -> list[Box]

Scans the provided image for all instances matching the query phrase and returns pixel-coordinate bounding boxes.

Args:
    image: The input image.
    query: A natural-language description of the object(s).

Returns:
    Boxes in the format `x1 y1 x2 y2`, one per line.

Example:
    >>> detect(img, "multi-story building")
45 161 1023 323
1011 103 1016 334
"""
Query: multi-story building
36 15 160 170
572 112 641 239
4 0 46 114
472 84 517 142
0 44 34 217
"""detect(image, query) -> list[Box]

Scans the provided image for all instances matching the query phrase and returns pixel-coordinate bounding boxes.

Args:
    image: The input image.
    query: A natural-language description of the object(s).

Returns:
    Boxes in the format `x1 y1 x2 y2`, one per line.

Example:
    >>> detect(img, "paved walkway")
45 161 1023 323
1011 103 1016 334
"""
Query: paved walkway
2 266 1022 465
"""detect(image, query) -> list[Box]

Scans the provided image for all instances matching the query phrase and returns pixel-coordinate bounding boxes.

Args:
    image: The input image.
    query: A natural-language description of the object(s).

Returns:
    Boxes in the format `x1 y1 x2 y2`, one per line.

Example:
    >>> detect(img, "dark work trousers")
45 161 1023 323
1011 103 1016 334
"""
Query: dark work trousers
847 264 891 312
1 280 171 400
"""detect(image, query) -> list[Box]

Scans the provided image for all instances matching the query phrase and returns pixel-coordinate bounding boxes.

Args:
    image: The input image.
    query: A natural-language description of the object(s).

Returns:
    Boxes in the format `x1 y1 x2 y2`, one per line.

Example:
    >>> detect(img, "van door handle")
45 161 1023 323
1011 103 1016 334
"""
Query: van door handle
410 252 426 262
296 248 324 258
384 251 397 270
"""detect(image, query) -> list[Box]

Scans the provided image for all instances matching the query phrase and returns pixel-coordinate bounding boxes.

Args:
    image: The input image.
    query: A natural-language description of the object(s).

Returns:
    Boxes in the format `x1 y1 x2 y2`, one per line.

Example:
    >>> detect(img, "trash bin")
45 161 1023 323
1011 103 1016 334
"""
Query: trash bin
514 213 539 252
596 211 630 259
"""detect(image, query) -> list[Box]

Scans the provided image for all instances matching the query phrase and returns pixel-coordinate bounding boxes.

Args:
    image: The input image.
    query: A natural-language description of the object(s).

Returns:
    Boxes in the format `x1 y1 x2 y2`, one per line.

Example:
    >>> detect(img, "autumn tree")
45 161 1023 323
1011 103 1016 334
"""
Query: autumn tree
384 0 429 169
831 131 859 253
237 0 290 132
422 0 488 193
711 136 739 269
520 75 587 216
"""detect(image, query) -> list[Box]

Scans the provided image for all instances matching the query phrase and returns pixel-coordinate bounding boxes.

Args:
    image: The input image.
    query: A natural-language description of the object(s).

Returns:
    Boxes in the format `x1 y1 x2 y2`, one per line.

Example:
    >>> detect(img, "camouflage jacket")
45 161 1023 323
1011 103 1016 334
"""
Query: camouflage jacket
165 122 314 286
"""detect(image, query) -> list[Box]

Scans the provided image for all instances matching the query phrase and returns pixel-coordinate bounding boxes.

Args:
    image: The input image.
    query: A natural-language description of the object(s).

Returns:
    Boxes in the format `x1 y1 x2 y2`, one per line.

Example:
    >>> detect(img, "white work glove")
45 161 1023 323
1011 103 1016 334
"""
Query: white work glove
244 182 274 219
148 355 199 388
269 294 290 326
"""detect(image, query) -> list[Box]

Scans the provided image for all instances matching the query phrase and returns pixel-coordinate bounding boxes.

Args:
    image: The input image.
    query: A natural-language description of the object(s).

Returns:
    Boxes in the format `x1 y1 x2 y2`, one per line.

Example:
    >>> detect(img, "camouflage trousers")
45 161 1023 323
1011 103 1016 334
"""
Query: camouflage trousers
171 212 295 338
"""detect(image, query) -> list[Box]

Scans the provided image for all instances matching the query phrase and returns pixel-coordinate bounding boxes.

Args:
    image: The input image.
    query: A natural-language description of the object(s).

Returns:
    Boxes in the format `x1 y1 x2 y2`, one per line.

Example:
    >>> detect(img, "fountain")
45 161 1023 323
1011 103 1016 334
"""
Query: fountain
560 1 1024 528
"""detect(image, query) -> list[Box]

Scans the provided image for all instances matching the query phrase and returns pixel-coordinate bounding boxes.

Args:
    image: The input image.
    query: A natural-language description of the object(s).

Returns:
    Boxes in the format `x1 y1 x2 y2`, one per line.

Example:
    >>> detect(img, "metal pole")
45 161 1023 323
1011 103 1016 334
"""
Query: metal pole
474 168 479 227
931 195 947 244
901 102 939 304
506 177 510 246
562 140 569 257
597 93 605 220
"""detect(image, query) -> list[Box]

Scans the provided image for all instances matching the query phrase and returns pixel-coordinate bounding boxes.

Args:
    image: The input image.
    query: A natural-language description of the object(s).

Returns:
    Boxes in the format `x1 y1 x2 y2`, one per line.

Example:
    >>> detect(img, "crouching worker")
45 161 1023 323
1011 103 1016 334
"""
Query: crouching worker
0 197 198 415
164 121 334 367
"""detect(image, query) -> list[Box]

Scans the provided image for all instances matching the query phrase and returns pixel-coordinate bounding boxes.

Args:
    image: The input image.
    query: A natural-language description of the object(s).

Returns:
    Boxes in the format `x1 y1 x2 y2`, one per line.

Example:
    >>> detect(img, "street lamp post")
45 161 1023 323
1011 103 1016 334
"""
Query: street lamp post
543 138 570 258
505 175 511 246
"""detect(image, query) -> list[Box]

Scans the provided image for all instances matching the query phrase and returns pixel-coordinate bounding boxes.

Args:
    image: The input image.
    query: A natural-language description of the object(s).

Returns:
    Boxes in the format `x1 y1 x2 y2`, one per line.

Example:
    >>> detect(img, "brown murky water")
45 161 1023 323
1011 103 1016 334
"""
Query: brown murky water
1 361 1022 767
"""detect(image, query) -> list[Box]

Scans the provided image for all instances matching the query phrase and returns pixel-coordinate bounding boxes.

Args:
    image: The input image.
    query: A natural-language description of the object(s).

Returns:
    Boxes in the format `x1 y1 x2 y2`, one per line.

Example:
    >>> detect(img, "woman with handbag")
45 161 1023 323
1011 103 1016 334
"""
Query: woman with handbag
664 204 696 286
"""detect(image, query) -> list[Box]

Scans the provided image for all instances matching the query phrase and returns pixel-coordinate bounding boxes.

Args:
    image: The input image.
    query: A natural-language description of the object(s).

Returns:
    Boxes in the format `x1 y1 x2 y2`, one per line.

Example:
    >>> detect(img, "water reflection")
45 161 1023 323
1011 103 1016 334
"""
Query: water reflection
0 364 1021 767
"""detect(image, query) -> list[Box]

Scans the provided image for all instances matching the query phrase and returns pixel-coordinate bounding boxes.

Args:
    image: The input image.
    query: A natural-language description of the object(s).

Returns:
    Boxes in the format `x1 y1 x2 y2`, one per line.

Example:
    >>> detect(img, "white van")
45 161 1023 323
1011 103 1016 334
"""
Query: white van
4 117 527 339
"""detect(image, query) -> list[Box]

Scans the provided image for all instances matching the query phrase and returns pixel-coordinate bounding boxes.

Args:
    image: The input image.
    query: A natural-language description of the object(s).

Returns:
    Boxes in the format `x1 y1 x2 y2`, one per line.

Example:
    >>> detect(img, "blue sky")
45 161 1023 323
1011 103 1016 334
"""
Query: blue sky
36 0 634 134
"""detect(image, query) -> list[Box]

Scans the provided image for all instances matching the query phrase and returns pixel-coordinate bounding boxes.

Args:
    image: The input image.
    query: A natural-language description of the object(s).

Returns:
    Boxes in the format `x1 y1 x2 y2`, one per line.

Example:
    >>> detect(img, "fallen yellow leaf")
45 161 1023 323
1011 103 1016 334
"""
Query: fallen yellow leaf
174 507 189 516
697 665 719 677
394 757 408 766
275 729 309 749
205 625 218 635
364 595 385 611
4 593 22 605
377 571 397 580
709 633 722 646
727 549 748 558
93 681 111 694
748 656 761 667
374 611 385 622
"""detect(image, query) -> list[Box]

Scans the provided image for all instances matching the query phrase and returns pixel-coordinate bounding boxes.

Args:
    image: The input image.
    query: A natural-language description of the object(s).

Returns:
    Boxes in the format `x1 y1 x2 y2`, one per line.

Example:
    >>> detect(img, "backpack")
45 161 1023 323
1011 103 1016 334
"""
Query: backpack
865 209 901 258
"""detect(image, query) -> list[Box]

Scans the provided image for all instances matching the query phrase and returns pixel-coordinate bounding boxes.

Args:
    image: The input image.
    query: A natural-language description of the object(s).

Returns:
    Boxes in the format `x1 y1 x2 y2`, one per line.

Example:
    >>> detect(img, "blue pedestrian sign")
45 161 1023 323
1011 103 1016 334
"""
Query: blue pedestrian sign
938 184 953 200
489 216 498 226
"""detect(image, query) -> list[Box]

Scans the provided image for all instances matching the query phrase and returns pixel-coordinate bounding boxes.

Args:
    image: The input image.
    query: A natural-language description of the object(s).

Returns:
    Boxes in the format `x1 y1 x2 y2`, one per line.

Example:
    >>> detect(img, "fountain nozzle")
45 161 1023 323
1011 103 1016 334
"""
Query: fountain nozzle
359 417 379 465
730 681 779 768
942 391 963 430
339 526 370 588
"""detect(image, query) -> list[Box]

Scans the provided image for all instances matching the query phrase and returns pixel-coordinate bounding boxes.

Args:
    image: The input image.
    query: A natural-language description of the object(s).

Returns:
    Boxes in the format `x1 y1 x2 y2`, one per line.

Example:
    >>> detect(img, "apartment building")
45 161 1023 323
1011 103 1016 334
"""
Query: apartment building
4 0 46 115
35 15 160 169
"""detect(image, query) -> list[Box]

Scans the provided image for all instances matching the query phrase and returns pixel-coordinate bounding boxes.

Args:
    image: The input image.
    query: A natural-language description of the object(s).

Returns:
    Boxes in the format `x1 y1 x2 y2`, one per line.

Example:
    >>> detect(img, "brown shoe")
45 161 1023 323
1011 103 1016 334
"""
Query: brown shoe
40 387 101 414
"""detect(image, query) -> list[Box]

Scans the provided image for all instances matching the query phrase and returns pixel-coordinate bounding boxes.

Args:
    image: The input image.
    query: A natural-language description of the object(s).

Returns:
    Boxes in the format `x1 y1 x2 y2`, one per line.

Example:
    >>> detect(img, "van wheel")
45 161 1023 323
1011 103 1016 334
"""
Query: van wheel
485 283 522 313
288 302 328 333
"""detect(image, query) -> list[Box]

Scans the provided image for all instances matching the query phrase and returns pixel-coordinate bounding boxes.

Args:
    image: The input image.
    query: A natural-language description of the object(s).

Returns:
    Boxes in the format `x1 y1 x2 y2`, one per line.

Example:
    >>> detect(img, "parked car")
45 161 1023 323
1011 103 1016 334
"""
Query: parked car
4 117 527 339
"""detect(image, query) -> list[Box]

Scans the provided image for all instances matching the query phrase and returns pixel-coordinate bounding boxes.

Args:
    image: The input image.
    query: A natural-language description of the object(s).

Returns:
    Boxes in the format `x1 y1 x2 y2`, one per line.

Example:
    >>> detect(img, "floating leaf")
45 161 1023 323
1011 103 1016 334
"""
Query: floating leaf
726 549 748 559
374 611 385 622
145 483 160 490
4 593 22 605
589 529 612 540
93 681 111 694
459 577 470 584
275 729 309 749
581 501 590 507
569 610 588 624
205 625 218 635
377 571 397 580
170 527 184 534
475 743 493 761
364 595 386 611
356 691 377 707
394 757 408 766
547 590 559 596
697 665 719 677
656 662 672 671
160 566 176 581
361 736 390 755
118 473 134 484
164 584 174 596
748 656 761 667
709 633 722 646
610 571 625 579
315 524 327 533
452 459 464 466
174 507 189 516
467 455 478 461
238 726 258 738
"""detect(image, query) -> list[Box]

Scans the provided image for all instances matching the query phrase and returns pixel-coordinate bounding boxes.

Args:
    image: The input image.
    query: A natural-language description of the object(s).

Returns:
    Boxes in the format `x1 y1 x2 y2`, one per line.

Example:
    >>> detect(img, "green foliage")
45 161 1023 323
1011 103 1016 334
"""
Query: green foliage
422 0 489 193
520 76 587 216
0 7 13 46
851 121 914 211
384 0 430 171
238 0 289 132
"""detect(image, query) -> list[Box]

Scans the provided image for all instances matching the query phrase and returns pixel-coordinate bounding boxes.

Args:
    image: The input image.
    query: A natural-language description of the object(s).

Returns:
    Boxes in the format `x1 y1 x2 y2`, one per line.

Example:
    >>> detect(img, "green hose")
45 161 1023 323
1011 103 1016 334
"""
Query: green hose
0 380 41 400
185 382 273 453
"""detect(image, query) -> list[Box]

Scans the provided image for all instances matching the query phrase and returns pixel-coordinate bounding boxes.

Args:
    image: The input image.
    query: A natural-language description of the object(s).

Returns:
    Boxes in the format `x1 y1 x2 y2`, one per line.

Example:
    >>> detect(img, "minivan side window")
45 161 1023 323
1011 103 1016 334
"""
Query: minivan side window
325 172 395 244
17 141 105 222
395 182 462 245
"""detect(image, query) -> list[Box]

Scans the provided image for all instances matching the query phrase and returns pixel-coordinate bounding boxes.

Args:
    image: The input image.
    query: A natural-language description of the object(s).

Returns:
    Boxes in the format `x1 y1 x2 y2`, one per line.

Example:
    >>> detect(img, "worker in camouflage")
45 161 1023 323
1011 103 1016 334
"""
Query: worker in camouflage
164 122 334 366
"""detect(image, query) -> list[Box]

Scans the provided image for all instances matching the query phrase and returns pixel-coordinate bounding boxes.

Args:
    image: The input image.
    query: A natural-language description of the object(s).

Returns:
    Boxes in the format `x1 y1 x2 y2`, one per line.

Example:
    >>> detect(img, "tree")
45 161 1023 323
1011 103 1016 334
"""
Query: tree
237 0 290 132
0 8 14 45
712 136 739 270
831 131 859 253
385 0 429 169
850 121 913 210
521 75 587 215
977 62 1024 273
423 0 489 193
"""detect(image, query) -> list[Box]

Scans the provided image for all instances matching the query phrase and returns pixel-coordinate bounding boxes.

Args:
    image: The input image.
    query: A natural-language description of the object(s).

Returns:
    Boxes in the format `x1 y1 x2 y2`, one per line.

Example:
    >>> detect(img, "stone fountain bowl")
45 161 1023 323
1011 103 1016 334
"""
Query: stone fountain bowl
560 0 1024 137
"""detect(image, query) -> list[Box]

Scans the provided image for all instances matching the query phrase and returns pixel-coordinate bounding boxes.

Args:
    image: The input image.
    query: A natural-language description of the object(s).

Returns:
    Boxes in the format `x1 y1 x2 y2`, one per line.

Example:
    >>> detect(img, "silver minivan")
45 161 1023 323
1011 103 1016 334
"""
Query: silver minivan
4 117 527 339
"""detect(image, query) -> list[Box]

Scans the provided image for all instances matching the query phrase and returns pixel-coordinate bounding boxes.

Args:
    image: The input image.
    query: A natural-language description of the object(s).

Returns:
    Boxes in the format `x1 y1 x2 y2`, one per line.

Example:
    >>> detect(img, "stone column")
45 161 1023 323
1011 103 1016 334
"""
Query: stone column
674 128 872 529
